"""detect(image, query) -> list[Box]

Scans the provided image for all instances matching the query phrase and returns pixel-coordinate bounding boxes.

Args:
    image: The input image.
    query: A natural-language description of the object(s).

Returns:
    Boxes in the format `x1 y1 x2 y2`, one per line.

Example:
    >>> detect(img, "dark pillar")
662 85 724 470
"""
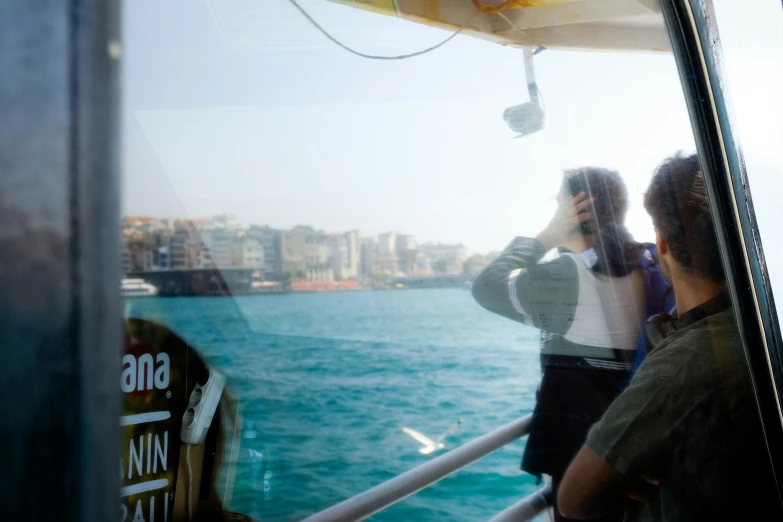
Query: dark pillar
0 0 120 520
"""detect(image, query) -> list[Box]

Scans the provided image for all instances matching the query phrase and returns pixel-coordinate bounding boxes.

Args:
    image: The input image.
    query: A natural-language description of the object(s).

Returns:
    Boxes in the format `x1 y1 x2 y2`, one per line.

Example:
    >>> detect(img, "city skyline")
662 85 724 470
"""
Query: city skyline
122 214 470 251
121 213 475 284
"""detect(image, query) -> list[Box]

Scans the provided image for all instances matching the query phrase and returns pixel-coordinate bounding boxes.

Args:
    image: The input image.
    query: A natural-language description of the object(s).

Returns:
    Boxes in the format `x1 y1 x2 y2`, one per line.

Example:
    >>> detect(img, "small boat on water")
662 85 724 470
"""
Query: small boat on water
120 278 159 297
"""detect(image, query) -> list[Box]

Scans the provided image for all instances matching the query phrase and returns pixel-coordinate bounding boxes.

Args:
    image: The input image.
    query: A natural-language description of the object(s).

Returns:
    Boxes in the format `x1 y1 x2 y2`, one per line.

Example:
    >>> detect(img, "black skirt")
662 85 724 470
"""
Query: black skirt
522 366 629 480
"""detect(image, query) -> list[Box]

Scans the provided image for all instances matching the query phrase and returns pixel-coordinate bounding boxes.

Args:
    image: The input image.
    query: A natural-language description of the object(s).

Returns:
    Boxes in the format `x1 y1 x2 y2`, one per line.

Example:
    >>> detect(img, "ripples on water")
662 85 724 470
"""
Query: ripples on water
127 289 545 521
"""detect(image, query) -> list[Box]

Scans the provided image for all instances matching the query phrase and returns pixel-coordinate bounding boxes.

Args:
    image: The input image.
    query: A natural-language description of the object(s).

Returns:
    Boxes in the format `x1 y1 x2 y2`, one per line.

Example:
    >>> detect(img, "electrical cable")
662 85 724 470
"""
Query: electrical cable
537 84 546 114
186 445 194 522
287 0 480 60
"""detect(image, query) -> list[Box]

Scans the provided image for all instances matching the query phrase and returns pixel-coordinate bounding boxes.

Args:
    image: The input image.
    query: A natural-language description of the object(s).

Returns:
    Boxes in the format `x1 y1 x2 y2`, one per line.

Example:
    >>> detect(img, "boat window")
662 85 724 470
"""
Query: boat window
120 1 780 521
709 0 783 312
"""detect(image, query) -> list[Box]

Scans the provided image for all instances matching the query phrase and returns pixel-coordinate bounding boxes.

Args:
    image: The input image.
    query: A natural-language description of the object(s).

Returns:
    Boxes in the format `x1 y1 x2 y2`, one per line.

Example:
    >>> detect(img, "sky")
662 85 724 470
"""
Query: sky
122 0 700 253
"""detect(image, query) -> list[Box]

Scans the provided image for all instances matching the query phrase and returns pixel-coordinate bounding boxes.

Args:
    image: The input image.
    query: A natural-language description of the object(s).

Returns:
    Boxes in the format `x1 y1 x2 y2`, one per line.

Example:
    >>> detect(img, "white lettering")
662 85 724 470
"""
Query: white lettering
146 433 152 474
137 353 154 391
129 435 143 479
133 499 146 522
121 355 136 393
154 353 170 389
122 497 160 522
122 353 170 392
125 430 168 480
153 432 168 473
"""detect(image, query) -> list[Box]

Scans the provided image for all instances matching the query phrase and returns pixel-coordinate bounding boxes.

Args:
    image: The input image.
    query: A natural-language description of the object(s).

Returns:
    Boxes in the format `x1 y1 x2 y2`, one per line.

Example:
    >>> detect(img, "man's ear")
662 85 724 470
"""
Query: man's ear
655 229 669 256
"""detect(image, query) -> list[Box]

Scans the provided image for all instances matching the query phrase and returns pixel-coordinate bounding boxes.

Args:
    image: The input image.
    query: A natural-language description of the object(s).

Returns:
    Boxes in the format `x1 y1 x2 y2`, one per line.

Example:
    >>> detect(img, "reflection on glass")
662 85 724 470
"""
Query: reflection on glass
558 155 779 521
472 167 649 522
120 1 774 521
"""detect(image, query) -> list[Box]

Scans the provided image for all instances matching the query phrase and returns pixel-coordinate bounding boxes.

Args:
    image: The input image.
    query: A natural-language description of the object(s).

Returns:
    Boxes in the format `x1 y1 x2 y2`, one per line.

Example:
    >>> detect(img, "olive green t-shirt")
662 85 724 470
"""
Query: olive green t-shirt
586 300 778 521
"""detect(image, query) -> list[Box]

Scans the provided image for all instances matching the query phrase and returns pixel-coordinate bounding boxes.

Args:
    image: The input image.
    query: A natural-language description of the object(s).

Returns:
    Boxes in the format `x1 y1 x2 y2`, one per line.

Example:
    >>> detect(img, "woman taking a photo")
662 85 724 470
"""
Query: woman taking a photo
472 167 645 522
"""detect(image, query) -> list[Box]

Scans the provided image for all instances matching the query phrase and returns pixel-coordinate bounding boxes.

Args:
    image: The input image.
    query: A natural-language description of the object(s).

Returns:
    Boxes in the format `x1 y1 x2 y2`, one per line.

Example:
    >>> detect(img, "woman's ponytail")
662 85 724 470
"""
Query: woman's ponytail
591 222 641 277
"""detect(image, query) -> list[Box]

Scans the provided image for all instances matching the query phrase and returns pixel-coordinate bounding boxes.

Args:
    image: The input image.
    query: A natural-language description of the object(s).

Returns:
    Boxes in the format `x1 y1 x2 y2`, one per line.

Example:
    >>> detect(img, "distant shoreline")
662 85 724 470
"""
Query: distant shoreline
125 269 471 297
123 285 474 298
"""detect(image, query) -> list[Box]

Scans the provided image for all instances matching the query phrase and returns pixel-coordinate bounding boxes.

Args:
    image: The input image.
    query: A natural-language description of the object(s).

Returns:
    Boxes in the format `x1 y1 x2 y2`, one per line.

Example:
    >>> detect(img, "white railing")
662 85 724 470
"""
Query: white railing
303 414 551 522
489 482 552 522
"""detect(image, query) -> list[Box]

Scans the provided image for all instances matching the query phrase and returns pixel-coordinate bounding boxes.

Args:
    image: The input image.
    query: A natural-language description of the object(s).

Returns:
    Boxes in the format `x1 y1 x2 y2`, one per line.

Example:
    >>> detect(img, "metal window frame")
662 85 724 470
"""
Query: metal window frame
659 0 783 503
6 0 782 519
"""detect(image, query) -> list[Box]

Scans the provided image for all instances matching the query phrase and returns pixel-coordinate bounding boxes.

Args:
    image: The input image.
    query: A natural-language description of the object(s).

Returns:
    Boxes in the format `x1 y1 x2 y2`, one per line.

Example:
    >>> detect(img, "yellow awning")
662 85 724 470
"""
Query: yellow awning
328 0 669 53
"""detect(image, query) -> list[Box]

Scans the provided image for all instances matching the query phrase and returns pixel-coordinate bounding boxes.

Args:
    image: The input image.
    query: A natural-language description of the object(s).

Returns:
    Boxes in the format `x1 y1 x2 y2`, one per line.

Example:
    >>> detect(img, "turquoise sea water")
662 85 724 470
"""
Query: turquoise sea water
127 289 545 521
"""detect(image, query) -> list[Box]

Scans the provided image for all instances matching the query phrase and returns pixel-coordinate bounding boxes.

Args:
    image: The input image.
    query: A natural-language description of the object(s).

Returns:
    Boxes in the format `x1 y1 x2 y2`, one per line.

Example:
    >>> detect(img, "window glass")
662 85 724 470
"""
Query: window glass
709 0 783 311
119 1 778 521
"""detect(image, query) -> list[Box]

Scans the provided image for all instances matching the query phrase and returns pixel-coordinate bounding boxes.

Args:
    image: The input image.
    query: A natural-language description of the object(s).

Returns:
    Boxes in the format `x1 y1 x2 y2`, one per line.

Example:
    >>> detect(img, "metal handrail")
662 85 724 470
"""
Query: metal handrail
303 414 536 522
489 482 553 522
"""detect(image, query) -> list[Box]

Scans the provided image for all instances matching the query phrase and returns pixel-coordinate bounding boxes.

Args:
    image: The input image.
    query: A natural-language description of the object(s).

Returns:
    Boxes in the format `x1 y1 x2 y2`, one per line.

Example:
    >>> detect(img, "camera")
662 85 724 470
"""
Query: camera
503 102 544 138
